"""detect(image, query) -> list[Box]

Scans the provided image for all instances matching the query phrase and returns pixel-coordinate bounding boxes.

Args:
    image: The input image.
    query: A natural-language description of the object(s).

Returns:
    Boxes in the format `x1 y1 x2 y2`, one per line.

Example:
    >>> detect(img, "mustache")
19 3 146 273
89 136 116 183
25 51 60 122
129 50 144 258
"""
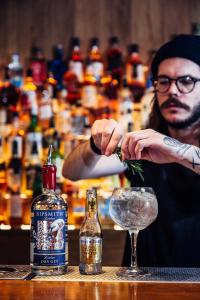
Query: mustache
160 97 190 111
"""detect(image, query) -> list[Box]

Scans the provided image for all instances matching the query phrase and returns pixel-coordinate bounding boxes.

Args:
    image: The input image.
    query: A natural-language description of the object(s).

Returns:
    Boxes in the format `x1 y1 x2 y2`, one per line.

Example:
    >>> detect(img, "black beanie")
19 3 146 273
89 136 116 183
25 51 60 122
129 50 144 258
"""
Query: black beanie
151 34 200 78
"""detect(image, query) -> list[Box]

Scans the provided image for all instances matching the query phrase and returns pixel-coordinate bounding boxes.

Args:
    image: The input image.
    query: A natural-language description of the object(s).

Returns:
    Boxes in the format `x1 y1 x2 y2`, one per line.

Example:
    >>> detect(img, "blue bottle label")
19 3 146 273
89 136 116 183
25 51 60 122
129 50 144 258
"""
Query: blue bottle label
31 210 67 266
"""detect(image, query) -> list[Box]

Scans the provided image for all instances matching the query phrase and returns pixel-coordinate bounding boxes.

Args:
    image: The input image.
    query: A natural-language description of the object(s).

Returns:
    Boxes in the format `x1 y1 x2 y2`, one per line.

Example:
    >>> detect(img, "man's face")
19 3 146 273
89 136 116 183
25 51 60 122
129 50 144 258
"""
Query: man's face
156 58 200 129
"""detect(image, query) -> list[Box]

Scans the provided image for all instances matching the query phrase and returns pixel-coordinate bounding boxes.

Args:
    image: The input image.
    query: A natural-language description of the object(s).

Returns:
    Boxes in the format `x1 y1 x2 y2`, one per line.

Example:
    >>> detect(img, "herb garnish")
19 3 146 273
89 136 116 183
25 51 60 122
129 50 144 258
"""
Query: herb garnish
116 147 144 181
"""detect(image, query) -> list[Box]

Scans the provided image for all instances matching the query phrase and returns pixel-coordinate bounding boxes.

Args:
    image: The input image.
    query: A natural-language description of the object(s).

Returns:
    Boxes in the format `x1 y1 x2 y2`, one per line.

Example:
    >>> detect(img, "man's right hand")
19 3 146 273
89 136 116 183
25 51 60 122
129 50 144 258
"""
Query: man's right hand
91 119 125 156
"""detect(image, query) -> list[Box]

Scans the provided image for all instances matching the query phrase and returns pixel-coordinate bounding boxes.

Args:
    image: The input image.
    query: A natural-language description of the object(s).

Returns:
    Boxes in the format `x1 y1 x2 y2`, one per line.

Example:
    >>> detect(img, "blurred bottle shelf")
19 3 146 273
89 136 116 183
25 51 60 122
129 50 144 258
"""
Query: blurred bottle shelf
0 36 153 230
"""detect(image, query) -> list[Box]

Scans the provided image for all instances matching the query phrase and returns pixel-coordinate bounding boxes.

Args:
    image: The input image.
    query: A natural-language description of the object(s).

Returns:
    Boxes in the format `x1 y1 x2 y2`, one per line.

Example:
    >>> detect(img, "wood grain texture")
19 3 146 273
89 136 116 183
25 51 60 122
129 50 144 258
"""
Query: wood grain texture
0 0 200 71
1 281 200 300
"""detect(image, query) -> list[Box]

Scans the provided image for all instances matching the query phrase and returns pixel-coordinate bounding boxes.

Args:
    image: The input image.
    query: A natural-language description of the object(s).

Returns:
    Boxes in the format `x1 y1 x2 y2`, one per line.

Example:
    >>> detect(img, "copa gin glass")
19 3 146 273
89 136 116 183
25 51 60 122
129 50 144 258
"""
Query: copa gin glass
109 187 158 277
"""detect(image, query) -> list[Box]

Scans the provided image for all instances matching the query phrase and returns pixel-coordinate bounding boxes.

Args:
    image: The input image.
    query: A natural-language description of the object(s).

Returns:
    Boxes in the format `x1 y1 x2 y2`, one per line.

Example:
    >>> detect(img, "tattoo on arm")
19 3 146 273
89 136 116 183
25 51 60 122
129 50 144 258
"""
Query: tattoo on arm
163 137 200 171
192 148 200 169
163 136 192 155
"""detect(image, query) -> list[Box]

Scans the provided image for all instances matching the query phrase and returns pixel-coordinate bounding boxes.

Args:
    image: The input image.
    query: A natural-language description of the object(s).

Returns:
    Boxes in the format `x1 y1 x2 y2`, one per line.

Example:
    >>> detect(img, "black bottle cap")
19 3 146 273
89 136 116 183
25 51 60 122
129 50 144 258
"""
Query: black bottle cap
109 36 119 45
70 37 80 47
31 141 39 155
128 43 139 54
90 37 99 47
192 23 200 35
12 111 19 118
122 77 128 87
53 44 64 59
31 46 44 59
12 140 18 156
26 68 33 77
0 162 5 170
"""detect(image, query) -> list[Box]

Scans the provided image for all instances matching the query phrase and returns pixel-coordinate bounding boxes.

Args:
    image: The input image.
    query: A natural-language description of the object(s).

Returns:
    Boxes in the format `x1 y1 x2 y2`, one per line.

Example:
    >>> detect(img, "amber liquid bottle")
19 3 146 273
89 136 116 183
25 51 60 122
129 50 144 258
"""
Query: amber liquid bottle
126 43 145 102
68 37 84 83
106 36 123 86
79 188 102 275
30 145 68 275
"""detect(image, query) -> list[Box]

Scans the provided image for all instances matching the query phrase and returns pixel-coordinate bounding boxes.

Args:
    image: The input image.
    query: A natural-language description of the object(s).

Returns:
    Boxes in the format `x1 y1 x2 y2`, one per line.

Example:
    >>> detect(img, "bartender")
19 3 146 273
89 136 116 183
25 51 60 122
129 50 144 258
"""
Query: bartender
62 34 200 267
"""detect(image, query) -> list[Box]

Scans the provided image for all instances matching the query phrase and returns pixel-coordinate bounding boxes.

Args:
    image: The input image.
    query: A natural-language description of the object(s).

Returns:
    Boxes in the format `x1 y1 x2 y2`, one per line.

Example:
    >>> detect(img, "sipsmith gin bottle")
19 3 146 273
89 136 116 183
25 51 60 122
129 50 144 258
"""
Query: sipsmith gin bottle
30 145 68 275
79 188 102 274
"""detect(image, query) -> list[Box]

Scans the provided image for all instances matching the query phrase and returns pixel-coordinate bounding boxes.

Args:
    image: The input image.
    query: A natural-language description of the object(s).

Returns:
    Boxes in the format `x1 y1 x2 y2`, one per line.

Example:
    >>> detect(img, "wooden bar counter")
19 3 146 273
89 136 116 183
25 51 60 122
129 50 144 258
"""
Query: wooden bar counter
1 280 200 300
1 266 200 300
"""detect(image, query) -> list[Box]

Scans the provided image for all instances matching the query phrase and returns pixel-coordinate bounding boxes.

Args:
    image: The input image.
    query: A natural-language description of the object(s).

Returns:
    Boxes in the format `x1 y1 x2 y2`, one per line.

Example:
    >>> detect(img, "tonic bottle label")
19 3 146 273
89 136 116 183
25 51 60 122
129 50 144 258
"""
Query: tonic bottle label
31 210 67 266
80 236 102 264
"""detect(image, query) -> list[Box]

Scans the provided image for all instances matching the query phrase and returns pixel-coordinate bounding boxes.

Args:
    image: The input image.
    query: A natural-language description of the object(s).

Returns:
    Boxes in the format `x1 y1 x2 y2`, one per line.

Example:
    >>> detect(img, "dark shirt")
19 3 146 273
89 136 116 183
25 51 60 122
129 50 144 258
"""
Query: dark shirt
123 161 200 267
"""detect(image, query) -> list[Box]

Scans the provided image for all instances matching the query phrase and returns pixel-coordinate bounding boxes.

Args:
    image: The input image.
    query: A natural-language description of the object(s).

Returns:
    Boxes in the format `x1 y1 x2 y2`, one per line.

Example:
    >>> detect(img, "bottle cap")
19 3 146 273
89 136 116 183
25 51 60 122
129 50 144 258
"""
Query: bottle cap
128 43 139 54
31 140 39 155
109 36 119 45
70 37 80 47
42 144 57 190
42 164 56 190
90 37 99 47
53 44 64 59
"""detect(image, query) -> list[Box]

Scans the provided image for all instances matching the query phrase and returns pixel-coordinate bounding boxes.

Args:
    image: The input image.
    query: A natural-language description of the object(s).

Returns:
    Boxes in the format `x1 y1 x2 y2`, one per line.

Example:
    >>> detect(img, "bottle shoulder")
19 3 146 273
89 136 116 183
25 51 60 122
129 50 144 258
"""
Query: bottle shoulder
80 216 102 235
31 192 67 210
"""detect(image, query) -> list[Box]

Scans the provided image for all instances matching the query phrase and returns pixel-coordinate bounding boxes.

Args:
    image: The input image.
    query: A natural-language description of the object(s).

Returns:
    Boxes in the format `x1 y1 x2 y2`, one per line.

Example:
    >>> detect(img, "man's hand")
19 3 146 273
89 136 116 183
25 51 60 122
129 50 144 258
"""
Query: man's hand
91 119 125 156
121 129 189 164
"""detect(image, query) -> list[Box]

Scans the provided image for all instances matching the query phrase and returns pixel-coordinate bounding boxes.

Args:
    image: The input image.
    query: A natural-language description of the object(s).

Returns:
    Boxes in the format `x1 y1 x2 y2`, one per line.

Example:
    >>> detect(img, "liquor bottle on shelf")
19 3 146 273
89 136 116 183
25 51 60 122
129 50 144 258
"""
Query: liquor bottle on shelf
48 44 67 92
106 36 123 86
45 71 57 99
85 37 104 82
38 88 53 131
126 43 145 102
103 75 119 120
71 101 85 136
52 131 64 193
7 52 23 88
118 78 134 131
81 69 98 109
0 136 7 192
25 140 42 195
68 37 84 83
7 138 23 227
79 188 102 275
63 70 81 105
25 112 43 167
21 69 37 129
29 47 47 87
0 75 20 123
30 145 68 276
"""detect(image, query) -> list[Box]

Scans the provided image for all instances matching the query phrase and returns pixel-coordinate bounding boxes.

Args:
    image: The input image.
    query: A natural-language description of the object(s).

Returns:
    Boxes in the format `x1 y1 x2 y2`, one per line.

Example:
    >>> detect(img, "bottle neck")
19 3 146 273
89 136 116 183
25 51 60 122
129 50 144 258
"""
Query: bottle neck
85 189 98 217
42 164 56 193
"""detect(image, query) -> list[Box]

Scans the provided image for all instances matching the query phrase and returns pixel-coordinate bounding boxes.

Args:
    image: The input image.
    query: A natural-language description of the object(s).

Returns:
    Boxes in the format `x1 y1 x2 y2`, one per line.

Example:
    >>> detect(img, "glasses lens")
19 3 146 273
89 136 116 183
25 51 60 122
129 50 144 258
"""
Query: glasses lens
177 76 195 93
156 77 170 93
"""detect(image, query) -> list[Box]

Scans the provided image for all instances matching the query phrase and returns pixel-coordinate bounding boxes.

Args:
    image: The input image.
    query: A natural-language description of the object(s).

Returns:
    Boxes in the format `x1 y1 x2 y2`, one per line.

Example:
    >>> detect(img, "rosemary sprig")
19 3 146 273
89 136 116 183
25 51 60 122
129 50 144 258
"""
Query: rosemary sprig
115 146 144 181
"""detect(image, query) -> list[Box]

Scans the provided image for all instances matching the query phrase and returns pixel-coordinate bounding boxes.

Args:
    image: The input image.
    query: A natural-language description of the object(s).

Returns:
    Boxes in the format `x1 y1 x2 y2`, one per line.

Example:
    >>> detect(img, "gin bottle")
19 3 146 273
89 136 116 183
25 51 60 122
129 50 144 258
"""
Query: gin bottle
79 188 102 275
30 145 68 275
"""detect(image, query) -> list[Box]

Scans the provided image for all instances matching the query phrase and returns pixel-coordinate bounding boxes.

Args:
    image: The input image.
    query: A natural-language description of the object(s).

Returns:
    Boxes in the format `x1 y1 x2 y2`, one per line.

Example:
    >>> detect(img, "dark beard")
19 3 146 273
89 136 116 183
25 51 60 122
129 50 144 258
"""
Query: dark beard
164 102 200 129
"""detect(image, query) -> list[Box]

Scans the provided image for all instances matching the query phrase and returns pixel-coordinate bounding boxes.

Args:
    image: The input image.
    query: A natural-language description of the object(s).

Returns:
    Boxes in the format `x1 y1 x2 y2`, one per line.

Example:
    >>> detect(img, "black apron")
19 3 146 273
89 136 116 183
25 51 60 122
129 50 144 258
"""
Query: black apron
123 161 200 267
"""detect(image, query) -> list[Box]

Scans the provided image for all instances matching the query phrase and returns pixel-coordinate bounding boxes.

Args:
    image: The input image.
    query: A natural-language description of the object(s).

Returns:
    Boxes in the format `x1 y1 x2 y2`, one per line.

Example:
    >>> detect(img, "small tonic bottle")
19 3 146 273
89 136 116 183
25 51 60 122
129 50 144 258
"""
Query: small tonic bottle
79 188 102 274
30 145 68 275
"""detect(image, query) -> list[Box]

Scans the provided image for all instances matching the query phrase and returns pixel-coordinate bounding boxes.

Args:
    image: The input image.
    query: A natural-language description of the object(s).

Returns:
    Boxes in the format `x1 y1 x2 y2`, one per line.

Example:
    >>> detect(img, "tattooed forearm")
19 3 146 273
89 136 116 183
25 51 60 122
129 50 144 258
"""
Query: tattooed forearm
163 136 192 155
192 148 200 170
195 148 200 159
163 136 200 174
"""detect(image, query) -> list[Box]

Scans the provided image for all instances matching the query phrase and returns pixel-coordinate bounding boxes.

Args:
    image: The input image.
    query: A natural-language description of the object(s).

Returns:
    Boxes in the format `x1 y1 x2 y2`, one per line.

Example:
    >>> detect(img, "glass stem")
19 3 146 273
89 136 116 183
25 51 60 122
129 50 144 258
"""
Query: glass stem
129 230 139 269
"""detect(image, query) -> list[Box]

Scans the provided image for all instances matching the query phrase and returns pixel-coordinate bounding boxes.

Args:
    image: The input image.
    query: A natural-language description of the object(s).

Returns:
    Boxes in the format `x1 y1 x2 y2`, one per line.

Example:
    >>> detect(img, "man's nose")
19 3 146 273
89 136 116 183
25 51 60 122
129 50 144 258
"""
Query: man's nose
167 81 180 95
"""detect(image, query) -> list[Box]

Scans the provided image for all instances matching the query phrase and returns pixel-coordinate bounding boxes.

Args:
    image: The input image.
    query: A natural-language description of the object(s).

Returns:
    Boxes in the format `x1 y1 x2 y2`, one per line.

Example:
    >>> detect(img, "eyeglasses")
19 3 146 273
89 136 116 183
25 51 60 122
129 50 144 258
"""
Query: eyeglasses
152 75 200 94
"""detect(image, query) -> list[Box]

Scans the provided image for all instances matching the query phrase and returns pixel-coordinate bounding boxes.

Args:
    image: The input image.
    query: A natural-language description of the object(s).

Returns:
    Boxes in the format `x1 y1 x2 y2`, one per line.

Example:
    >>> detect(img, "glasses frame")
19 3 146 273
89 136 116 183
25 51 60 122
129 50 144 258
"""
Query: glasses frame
151 75 200 94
